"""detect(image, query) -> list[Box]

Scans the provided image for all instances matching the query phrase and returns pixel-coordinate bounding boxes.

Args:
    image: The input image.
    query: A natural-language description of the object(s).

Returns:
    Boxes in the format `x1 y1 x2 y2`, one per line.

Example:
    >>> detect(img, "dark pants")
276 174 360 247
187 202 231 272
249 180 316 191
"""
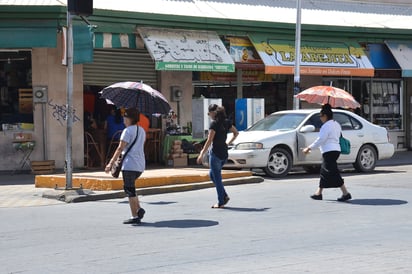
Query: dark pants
319 151 344 188
122 170 142 197
209 150 228 205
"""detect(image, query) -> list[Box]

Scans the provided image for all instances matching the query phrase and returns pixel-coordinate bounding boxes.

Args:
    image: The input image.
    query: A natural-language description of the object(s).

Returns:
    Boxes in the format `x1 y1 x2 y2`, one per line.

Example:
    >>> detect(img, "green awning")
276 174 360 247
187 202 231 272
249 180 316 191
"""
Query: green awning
385 41 412 77
138 27 235 72
249 34 374 77
0 21 57 48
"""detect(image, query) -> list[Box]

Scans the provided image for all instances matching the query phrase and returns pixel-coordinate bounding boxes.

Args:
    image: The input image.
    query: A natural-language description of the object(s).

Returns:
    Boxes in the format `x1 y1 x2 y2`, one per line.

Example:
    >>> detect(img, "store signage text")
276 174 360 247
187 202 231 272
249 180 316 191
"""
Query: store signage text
157 62 235 72
277 51 354 65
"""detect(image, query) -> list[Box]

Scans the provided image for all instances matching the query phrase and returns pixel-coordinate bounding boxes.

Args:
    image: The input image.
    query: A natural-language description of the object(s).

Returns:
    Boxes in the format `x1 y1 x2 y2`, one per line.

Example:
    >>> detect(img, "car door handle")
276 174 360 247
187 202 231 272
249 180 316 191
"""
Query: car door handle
357 134 364 137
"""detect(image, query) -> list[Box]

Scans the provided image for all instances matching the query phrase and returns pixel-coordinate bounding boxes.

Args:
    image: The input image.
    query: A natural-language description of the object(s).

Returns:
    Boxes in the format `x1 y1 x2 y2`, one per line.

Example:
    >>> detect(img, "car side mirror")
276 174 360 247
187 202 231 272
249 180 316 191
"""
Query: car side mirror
300 125 316 133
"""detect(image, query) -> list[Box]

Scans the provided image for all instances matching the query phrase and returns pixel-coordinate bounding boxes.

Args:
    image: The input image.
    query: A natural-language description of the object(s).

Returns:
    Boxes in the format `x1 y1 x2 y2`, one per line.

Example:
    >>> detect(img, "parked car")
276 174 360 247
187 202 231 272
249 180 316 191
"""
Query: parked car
224 109 395 178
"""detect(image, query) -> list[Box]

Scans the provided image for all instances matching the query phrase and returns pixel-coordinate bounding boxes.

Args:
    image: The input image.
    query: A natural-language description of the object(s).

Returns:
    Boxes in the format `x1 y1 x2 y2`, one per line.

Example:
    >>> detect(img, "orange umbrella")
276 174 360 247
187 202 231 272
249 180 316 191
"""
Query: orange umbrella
295 85 360 109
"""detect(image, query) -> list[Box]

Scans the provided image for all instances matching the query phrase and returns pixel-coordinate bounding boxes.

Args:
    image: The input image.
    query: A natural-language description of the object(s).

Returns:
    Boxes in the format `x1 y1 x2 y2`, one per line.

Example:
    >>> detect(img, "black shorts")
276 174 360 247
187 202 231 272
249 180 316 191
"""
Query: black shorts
122 170 142 197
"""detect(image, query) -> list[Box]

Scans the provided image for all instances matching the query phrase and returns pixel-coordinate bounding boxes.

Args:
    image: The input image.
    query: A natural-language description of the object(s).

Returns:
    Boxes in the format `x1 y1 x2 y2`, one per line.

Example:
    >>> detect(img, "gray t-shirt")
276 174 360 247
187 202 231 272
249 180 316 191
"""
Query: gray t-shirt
120 125 146 172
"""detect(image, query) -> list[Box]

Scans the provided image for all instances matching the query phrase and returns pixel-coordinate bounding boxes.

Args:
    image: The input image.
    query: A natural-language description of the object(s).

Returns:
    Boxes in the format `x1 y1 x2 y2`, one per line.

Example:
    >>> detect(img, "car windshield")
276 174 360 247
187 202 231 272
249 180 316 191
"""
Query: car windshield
247 113 307 131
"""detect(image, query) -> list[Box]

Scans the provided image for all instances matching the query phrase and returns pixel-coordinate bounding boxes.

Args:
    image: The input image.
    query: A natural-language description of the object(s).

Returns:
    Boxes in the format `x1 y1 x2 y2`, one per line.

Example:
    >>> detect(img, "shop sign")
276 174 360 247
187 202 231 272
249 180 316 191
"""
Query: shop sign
138 27 235 72
249 35 374 77
156 62 233 72
200 70 272 82
228 37 263 64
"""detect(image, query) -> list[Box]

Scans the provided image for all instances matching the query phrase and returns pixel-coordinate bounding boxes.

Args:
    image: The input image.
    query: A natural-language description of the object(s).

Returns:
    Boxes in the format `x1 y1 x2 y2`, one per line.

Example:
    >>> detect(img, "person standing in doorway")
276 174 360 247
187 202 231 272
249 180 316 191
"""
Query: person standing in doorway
105 108 147 224
104 106 125 142
302 104 352 202
197 104 239 208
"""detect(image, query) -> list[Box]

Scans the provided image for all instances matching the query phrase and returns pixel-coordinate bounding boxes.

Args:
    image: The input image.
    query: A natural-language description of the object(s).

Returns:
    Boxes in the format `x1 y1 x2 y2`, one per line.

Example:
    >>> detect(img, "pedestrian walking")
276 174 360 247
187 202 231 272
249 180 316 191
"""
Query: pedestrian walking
302 104 352 202
197 104 239 208
105 108 147 224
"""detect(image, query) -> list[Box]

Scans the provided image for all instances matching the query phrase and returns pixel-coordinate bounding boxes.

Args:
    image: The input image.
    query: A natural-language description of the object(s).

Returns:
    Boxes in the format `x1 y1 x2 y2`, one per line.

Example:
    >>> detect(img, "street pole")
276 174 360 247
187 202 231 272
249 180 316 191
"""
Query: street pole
65 10 73 189
293 0 302 110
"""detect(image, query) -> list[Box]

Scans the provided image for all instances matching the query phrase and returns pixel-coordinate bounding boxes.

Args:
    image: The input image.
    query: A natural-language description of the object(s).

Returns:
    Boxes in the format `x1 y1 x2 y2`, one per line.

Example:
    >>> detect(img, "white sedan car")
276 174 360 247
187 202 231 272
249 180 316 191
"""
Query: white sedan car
226 109 395 178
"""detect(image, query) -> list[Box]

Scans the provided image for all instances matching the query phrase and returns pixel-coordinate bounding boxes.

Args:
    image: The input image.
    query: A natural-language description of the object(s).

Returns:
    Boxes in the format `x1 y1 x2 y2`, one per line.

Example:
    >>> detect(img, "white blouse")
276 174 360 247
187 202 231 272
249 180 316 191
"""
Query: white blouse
309 120 341 154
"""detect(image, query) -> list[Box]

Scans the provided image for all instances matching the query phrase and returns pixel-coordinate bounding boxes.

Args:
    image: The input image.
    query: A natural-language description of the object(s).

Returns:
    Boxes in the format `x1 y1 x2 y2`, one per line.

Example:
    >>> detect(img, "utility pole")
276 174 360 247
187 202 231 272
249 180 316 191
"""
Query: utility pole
65 10 74 189
293 0 302 110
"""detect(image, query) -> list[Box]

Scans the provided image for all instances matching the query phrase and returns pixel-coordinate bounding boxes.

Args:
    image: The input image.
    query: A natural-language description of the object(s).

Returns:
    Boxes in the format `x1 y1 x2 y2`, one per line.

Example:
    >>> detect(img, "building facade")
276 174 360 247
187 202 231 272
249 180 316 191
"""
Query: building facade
0 1 411 171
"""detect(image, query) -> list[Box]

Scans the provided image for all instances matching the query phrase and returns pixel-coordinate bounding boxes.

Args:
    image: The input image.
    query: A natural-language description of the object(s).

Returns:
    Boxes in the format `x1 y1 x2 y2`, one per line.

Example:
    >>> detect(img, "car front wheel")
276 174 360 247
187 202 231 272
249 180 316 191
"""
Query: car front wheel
264 147 292 178
353 144 377 172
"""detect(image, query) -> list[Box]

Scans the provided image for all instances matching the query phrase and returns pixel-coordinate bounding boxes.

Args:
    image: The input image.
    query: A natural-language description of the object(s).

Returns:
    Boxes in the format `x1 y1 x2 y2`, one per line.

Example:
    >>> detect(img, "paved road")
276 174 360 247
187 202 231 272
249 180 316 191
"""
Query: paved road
1 162 411 273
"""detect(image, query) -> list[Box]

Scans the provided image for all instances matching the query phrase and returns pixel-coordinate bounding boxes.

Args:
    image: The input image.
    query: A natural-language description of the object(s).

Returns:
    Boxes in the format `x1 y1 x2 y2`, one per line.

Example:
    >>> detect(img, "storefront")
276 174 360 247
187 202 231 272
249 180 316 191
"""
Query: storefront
0 6 91 171
2 1 412 172
81 34 160 166
247 34 410 150
192 36 289 117
138 27 235 130
322 42 406 150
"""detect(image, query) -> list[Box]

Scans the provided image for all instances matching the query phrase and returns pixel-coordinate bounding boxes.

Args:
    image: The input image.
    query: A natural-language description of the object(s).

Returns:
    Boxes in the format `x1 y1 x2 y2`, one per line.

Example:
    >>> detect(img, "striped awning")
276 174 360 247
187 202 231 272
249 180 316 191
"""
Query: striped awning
93 33 140 49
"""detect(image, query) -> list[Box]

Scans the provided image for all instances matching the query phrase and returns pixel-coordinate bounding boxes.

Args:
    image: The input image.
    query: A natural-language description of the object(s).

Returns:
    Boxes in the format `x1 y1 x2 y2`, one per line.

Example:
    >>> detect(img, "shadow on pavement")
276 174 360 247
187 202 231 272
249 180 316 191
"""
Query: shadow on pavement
138 219 219 228
145 201 178 205
348 199 408 206
221 206 270 212
265 168 406 181
117 201 178 205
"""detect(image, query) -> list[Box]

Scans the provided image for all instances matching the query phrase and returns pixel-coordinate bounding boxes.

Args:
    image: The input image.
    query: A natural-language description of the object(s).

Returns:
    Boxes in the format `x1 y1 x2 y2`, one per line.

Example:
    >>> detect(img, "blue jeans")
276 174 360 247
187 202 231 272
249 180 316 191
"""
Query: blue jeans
209 150 228 205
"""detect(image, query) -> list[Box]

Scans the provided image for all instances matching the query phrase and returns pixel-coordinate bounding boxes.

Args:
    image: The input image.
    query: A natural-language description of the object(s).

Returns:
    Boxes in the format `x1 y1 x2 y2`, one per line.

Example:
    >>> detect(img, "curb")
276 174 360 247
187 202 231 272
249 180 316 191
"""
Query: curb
35 170 254 190
42 176 264 203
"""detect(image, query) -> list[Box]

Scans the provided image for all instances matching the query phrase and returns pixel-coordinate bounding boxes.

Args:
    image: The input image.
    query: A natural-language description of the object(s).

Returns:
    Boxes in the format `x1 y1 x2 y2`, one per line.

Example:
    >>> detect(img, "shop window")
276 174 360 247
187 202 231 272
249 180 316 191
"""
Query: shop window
366 81 402 131
323 78 403 131
0 51 33 131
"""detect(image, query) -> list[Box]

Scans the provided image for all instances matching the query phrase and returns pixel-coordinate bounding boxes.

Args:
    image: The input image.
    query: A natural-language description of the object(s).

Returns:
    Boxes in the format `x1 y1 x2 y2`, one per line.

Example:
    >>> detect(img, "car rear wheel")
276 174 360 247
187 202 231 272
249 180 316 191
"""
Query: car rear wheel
353 144 377 172
264 147 292 178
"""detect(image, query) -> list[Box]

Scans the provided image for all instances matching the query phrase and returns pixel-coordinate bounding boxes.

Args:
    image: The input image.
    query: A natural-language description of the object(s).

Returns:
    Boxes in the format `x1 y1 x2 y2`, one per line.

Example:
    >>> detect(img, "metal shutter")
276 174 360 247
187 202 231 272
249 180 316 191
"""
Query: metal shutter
83 49 158 88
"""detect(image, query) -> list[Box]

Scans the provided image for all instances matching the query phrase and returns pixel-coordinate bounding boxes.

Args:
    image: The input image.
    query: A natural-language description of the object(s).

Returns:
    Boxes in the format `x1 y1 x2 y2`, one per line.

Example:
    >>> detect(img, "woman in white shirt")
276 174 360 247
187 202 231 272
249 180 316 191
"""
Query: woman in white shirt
105 108 146 224
303 104 352 202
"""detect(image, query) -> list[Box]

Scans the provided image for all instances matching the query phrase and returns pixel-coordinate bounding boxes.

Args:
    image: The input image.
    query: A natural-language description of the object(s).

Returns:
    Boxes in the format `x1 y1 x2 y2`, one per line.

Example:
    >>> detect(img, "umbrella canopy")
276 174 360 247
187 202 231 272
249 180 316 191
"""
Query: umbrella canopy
295 85 361 109
99 81 171 116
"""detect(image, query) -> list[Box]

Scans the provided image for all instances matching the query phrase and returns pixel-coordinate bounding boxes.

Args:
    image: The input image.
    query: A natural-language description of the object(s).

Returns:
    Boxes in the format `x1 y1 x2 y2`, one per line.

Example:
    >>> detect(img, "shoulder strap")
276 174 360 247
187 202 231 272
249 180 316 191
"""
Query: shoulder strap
123 126 139 158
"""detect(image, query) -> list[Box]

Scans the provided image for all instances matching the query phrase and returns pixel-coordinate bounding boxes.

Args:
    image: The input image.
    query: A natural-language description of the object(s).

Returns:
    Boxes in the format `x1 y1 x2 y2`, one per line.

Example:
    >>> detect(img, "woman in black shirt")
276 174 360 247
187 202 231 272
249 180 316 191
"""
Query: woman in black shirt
197 104 239 208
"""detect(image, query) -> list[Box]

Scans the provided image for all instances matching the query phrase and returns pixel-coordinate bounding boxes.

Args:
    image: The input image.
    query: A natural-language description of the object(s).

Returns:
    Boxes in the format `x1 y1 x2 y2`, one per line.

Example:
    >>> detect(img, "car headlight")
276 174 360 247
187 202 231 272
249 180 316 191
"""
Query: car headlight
235 142 263 150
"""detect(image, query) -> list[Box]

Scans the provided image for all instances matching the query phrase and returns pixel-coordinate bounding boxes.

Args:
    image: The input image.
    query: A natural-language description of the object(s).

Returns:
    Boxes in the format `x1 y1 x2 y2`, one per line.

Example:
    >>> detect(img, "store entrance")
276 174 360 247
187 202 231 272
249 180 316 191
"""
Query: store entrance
83 85 164 168
193 82 288 119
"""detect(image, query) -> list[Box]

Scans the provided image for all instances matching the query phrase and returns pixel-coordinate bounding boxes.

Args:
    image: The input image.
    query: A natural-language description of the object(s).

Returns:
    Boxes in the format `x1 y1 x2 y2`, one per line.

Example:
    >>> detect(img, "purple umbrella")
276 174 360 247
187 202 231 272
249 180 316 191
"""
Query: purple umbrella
99 81 172 116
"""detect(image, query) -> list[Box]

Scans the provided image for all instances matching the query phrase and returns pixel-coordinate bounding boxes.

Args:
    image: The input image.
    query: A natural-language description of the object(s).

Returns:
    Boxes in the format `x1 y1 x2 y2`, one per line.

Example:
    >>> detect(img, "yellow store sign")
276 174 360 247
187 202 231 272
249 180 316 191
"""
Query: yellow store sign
249 35 374 77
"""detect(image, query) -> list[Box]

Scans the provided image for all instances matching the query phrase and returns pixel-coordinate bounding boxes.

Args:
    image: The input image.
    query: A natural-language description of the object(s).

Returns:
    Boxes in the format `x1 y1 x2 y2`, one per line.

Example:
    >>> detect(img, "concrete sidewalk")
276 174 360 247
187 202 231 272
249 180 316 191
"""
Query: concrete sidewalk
0 166 263 207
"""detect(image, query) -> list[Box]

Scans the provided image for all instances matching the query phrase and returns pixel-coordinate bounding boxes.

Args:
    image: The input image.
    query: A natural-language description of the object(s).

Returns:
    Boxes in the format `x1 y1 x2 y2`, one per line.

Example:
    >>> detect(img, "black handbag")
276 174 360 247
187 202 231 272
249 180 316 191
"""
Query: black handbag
111 127 138 178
